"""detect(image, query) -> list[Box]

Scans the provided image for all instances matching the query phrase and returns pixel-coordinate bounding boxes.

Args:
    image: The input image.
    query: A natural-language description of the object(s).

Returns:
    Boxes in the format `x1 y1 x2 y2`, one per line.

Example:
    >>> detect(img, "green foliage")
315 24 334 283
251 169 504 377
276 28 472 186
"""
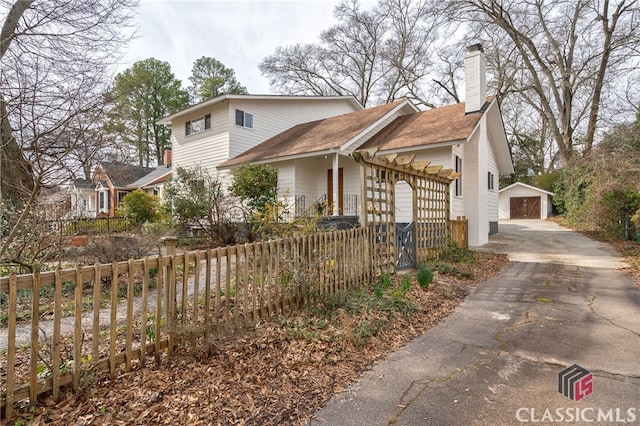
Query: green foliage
164 166 244 245
229 164 278 215
110 58 189 166
120 190 159 225
188 56 248 102
373 275 392 299
380 273 391 289
401 274 412 292
417 266 433 289
553 121 640 239
529 171 561 194
437 242 474 264
431 263 473 280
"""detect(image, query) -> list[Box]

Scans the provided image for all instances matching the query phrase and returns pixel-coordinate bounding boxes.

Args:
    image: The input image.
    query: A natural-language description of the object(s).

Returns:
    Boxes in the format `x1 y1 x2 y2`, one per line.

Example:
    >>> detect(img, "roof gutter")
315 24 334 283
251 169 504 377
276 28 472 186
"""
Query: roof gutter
217 148 345 170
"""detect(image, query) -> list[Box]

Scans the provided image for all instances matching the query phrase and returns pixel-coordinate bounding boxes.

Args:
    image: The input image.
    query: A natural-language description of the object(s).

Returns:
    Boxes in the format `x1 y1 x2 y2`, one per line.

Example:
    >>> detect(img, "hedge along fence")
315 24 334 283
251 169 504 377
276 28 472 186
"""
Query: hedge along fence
0 227 374 419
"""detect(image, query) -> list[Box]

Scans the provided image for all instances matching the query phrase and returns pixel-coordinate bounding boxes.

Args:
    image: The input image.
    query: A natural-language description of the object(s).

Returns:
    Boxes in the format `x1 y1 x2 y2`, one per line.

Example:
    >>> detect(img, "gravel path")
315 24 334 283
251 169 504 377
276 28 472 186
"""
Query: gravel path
0 257 227 353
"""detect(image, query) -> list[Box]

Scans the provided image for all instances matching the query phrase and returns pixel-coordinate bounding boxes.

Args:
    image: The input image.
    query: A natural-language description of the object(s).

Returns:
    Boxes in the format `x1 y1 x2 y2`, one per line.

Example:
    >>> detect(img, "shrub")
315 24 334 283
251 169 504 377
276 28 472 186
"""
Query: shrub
229 164 278 215
437 242 474 264
120 190 159 225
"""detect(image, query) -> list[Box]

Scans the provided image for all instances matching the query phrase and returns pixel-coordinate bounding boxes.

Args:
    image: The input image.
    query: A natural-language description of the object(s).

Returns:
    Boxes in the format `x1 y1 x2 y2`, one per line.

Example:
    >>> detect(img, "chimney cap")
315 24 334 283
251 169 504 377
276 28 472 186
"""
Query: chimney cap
467 43 484 53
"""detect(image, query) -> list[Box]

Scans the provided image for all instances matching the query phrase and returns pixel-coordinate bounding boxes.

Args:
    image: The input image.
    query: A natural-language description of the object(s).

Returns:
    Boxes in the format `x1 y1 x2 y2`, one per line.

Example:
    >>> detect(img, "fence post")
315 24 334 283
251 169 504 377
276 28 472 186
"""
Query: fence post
159 236 178 344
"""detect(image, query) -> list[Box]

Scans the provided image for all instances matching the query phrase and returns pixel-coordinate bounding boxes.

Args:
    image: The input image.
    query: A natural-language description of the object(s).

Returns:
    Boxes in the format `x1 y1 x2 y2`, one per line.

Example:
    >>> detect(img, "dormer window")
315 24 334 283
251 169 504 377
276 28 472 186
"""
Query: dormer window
235 109 253 129
185 113 211 136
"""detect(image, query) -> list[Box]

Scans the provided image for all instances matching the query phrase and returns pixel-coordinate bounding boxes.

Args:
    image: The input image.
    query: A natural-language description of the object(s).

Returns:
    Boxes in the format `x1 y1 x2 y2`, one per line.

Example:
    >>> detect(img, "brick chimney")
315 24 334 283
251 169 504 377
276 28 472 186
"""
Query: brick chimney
464 43 486 114
163 147 172 167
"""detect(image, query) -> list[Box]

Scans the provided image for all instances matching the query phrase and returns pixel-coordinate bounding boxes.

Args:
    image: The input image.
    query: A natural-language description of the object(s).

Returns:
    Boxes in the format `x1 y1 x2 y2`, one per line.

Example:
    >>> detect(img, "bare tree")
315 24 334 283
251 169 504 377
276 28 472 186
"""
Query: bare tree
450 0 640 163
260 0 455 108
0 0 137 263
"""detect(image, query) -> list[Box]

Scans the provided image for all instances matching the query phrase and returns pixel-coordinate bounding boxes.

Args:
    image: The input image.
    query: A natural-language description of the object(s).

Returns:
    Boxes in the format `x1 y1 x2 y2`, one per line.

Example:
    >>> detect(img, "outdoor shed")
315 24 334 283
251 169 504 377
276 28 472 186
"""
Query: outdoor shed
499 182 554 220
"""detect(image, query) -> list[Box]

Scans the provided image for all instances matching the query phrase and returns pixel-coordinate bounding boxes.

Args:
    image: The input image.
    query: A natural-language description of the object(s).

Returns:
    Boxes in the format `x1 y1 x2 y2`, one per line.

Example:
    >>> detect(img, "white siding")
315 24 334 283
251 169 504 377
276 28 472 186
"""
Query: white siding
171 105 231 184
169 97 359 191
451 144 465 218
275 161 295 207
227 98 358 159
294 158 325 210
395 181 413 223
487 136 499 223
463 119 488 247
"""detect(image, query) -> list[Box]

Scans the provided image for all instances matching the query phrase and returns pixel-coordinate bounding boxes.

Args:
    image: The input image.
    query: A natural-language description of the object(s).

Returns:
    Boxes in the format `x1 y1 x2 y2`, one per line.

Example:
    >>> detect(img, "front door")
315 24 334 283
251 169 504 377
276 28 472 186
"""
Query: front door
327 168 344 215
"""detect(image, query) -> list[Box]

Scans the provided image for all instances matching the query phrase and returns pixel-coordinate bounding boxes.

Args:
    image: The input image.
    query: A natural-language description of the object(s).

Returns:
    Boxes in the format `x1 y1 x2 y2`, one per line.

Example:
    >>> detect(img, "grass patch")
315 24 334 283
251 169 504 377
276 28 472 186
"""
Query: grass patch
430 262 474 280
417 266 433 289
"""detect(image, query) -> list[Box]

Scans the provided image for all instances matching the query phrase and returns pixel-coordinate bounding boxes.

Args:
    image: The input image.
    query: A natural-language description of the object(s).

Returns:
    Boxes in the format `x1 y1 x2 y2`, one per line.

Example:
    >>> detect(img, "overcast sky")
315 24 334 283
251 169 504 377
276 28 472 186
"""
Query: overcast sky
120 0 354 94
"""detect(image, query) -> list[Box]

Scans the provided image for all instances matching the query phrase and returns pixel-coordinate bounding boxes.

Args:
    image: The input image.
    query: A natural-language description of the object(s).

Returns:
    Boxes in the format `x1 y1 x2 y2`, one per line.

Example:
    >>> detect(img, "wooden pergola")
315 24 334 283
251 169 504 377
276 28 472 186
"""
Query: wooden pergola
353 148 461 274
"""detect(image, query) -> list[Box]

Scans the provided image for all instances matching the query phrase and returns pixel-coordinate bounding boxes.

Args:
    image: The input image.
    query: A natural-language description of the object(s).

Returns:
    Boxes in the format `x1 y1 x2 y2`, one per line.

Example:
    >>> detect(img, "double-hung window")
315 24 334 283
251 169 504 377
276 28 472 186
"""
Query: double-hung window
235 109 253 129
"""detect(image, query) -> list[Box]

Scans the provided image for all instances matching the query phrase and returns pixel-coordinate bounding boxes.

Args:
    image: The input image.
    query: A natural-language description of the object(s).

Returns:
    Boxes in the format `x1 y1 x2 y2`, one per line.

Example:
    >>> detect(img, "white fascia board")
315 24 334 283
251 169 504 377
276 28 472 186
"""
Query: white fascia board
499 181 554 196
339 100 421 152
486 99 515 175
372 139 467 157
158 94 363 125
217 149 343 170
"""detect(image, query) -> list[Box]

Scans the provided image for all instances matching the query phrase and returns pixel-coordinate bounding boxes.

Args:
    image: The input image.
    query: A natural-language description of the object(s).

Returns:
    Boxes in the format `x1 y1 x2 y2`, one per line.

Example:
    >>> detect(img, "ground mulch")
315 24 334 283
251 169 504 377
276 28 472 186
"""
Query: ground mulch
7 252 508 426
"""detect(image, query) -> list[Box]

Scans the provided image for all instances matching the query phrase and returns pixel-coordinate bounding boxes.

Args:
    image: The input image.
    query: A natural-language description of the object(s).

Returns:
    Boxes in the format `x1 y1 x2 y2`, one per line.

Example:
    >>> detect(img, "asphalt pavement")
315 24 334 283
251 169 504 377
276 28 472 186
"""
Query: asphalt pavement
309 219 640 425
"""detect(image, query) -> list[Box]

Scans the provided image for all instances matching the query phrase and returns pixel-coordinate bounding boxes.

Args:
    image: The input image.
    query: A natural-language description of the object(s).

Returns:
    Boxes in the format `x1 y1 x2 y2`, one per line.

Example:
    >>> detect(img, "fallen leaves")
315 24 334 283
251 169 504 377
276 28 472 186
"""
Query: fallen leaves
8 253 509 426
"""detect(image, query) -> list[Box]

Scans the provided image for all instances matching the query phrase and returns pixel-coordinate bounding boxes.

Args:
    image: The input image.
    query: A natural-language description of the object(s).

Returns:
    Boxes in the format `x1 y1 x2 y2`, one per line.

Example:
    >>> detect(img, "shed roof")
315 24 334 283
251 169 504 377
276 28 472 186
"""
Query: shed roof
499 182 554 196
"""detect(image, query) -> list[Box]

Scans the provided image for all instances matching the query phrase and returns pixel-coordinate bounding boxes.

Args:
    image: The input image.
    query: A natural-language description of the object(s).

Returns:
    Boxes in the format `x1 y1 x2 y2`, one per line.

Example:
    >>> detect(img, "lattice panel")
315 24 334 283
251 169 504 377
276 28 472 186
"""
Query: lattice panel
354 149 459 273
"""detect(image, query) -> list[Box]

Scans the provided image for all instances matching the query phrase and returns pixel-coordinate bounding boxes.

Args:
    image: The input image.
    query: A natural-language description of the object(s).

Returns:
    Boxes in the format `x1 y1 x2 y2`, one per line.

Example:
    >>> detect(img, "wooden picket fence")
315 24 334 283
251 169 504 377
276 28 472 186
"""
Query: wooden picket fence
0 227 373 419
450 216 469 249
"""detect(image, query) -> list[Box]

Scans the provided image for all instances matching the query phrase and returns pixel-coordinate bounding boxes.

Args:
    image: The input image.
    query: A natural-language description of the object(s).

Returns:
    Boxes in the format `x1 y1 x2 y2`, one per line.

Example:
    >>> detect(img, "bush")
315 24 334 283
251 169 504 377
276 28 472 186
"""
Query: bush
120 190 159 225
229 164 278 215
437 242 474 264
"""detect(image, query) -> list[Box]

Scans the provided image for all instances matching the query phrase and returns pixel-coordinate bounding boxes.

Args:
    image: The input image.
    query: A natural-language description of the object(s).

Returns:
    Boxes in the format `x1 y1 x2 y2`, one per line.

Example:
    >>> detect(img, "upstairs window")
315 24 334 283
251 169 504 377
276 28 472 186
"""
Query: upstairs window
455 155 463 197
185 113 211 136
235 109 253 129
488 171 495 190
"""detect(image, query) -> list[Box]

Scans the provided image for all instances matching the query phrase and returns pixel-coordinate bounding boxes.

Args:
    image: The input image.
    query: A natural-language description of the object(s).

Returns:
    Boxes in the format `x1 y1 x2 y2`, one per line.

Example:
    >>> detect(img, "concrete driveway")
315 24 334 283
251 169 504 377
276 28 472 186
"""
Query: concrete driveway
310 220 640 425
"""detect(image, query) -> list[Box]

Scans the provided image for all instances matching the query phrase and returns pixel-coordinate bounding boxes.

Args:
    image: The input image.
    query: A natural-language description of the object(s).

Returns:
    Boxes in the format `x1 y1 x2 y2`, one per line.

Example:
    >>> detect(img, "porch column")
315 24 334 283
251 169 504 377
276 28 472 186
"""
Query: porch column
332 153 340 216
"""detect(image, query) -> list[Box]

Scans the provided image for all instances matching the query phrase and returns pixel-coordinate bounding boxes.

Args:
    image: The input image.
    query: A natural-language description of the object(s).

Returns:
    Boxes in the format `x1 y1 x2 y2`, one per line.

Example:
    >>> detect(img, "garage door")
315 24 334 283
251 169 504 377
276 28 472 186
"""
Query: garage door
510 197 541 219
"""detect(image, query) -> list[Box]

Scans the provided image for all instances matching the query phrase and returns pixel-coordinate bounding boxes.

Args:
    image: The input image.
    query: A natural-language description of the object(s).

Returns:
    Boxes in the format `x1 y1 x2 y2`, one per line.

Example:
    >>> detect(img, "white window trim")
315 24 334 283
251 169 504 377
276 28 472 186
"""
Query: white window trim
185 113 211 136
235 109 254 129
454 155 463 198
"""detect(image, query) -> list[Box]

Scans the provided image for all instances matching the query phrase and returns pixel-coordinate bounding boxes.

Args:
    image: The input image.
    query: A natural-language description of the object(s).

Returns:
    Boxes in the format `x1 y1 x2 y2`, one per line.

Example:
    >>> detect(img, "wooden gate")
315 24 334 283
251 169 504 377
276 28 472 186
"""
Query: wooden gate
353 148 461 273
396 222 415 270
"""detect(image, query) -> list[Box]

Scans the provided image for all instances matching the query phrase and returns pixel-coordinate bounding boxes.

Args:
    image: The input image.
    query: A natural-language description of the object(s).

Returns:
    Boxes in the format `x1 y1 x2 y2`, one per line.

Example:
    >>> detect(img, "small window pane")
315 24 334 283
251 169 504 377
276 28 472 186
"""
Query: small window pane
190 117 204 133
235 109 244 126
245 113 253 129
204 114 211 129
185 121 191 136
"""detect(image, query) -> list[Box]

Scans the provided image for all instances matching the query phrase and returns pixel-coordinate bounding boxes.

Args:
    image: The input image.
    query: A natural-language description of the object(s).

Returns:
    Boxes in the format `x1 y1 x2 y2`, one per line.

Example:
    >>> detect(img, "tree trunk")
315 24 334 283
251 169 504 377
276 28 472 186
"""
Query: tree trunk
1 97 34 208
